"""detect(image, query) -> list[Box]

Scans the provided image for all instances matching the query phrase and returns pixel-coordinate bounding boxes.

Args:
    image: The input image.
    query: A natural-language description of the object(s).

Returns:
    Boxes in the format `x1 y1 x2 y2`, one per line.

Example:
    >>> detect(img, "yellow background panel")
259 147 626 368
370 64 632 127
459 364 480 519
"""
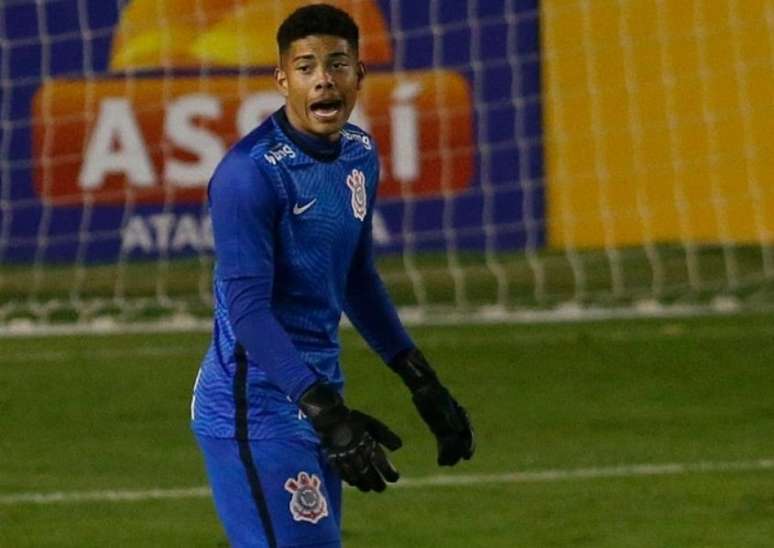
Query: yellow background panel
543 0 774 248
110 0 392 70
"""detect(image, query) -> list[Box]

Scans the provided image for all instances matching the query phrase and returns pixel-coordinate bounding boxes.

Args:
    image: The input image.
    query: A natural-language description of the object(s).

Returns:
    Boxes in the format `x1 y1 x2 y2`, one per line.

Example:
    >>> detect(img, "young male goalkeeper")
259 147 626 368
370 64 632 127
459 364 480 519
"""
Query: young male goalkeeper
191 4 474 546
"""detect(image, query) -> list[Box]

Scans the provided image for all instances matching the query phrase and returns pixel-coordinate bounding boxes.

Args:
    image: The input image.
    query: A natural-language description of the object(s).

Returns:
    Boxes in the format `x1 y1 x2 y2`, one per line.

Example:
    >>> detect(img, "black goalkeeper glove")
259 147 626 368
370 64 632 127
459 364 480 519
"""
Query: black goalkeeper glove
298 383 402 492
389 348 475 466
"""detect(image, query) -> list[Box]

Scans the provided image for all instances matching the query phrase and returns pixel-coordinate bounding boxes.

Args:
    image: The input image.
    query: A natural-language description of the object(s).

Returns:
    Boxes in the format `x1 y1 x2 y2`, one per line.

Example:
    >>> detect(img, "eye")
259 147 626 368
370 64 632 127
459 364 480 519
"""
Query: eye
332 62 349 70
297 65 311 73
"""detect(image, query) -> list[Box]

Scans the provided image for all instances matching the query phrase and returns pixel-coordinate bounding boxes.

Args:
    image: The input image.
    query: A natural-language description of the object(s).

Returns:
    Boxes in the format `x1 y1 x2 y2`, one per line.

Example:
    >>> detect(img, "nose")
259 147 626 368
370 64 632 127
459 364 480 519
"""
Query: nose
314 67 335 90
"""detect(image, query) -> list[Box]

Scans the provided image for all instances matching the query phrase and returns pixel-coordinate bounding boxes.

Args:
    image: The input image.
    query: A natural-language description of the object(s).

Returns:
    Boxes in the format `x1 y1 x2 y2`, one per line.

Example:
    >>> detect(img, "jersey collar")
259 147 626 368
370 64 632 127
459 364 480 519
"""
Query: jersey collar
273 107 342 163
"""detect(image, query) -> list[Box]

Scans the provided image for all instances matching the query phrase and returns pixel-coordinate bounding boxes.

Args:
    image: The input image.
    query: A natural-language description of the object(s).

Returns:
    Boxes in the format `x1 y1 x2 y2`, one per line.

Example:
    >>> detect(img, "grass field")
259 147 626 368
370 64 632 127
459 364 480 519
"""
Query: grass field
2 312 774 546
3 245 774 324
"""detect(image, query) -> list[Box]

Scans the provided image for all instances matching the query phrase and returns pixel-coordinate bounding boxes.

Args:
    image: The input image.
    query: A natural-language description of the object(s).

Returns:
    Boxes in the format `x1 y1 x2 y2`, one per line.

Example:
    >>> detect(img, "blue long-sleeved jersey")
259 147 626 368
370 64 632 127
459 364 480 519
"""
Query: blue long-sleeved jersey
191 108 413 441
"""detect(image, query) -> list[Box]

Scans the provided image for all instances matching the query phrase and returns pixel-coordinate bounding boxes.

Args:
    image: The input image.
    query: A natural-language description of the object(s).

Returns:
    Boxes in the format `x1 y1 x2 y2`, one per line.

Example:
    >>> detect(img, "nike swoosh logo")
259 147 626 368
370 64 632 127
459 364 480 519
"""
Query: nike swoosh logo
292 199 317 215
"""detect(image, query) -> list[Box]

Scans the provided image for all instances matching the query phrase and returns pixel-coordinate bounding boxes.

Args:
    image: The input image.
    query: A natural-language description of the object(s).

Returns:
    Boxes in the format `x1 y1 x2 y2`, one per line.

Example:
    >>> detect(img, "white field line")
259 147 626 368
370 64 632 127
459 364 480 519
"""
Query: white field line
4 322 774 364
2 301 772 338
2 458 773 506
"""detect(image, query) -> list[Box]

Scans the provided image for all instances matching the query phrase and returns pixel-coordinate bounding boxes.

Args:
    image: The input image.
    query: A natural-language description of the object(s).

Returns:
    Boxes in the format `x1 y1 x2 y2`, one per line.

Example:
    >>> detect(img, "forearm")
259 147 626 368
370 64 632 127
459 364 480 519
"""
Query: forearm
344 266 414 364
225 277 318 402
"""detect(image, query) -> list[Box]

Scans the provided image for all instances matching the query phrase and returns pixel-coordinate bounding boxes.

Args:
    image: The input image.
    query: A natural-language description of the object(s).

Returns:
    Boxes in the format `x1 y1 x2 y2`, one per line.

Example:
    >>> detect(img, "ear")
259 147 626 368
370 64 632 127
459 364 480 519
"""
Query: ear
274 67 289 97
356 61 366 91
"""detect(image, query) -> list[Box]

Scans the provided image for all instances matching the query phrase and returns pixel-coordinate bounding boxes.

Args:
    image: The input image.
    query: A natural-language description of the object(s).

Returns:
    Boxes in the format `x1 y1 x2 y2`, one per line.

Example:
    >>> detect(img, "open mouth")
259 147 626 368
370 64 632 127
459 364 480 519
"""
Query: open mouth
309 99 343 121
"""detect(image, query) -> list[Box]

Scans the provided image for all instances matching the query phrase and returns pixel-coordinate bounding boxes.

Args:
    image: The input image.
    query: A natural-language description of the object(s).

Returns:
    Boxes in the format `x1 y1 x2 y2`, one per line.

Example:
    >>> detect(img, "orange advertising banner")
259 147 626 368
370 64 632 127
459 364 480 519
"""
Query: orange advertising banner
32 71 473 206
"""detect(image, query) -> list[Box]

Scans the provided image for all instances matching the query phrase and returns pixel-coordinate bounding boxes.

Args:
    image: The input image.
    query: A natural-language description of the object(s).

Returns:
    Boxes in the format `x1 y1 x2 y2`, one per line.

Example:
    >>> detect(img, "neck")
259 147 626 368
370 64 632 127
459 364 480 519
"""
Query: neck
274 107 342 162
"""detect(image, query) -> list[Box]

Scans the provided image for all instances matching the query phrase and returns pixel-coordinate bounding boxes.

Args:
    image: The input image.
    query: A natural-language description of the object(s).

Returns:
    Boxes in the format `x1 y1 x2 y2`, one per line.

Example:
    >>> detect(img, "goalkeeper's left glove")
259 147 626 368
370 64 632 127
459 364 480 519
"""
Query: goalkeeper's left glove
389 348 475 466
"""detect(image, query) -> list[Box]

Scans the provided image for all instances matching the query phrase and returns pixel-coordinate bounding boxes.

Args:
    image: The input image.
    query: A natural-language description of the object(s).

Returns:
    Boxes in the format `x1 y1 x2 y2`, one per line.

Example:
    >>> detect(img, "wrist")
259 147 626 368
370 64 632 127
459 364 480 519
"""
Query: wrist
298 383 348 432
388 347 438 392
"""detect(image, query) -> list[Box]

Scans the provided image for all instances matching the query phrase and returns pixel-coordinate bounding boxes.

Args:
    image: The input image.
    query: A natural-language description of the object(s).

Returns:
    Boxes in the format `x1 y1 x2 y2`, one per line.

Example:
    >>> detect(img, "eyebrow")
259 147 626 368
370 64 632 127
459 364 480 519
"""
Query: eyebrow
291 51 352 63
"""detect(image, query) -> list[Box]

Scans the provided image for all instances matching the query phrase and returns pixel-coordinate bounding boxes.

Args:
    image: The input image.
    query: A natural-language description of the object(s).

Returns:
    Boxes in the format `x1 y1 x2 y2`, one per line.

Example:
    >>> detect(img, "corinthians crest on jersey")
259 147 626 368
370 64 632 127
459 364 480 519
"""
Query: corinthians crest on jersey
284 471 329 524
346 168 367 221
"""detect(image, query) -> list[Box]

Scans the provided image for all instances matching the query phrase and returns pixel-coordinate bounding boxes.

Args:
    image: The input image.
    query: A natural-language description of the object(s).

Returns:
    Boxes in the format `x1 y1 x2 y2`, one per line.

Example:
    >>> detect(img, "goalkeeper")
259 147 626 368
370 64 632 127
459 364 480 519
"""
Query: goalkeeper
191 3 474 547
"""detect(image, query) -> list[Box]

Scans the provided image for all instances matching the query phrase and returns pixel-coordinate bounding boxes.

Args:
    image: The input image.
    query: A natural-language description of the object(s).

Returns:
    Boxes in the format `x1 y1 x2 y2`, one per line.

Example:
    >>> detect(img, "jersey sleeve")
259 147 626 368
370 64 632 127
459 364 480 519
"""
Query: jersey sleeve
209 150 319 401
209 150 276 280
343 172 415 363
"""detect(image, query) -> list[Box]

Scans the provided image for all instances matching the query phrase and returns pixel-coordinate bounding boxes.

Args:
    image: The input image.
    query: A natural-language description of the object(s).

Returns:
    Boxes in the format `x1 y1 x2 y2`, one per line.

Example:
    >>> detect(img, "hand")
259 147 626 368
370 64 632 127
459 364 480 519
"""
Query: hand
299 383 402 492
389 348 475 466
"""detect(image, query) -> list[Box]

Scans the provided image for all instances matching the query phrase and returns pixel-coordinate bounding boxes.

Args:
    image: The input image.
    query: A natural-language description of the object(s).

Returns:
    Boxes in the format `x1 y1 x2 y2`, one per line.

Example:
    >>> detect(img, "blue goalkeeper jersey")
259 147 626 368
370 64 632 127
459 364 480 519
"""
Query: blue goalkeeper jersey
191 108 412 441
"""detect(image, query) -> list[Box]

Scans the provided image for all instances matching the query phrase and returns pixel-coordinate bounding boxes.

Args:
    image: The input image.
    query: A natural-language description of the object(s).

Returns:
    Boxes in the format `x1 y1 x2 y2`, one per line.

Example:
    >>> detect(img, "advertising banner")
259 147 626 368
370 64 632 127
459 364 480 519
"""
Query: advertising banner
1 0 543 262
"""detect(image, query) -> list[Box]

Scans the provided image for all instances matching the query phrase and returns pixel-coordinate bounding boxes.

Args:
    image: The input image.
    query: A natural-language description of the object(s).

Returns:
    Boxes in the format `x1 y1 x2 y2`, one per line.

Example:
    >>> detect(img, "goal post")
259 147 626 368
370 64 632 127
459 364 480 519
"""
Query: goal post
1 0 772 331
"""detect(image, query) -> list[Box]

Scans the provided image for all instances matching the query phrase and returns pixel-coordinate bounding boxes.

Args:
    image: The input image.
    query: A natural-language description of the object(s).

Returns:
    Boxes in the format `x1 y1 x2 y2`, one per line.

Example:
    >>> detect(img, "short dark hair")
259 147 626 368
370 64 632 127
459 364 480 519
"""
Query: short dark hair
276 3 359 55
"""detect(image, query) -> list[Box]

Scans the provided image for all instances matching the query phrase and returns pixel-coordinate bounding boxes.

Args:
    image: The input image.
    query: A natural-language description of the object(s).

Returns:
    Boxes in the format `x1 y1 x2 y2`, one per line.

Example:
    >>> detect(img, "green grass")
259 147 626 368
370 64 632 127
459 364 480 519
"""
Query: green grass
2 313 774 546
3 245 774 323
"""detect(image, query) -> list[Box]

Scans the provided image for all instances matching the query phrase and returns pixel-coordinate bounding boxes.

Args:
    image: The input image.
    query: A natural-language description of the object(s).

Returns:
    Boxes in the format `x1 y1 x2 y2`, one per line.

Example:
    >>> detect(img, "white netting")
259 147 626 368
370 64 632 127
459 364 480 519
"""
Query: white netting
541 0 774 311
1 0 773 332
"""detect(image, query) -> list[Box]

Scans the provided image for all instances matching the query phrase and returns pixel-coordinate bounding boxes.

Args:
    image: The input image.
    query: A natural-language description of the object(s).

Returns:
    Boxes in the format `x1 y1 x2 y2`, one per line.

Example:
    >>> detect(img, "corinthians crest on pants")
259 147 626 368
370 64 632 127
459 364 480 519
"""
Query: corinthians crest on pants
284 471 329 524
346 169 367 221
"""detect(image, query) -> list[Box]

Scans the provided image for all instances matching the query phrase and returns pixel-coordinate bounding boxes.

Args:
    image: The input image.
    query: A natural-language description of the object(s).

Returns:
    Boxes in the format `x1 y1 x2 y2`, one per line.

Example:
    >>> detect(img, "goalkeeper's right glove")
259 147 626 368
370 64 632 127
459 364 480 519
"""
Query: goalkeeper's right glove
298 383 402 492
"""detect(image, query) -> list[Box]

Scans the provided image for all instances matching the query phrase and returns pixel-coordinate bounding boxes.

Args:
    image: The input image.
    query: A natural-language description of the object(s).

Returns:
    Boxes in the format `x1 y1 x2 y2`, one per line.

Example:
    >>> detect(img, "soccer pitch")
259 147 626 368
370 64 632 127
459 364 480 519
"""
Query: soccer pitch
2 313 774 547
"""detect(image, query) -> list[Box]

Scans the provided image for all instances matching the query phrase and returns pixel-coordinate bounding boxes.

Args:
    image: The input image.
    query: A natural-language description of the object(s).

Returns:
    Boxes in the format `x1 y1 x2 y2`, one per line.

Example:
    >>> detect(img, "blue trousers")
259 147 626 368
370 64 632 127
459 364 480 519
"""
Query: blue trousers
196 435 342 548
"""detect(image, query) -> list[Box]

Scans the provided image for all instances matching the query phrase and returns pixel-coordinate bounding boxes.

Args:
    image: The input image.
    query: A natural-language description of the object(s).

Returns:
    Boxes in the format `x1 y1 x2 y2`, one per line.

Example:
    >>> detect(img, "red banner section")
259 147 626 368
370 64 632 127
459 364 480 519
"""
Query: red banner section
31 71 473 206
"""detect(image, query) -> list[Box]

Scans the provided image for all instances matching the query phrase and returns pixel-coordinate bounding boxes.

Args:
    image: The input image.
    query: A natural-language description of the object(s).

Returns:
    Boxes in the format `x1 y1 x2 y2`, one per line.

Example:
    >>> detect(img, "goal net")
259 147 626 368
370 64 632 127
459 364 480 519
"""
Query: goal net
1 0 772 330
